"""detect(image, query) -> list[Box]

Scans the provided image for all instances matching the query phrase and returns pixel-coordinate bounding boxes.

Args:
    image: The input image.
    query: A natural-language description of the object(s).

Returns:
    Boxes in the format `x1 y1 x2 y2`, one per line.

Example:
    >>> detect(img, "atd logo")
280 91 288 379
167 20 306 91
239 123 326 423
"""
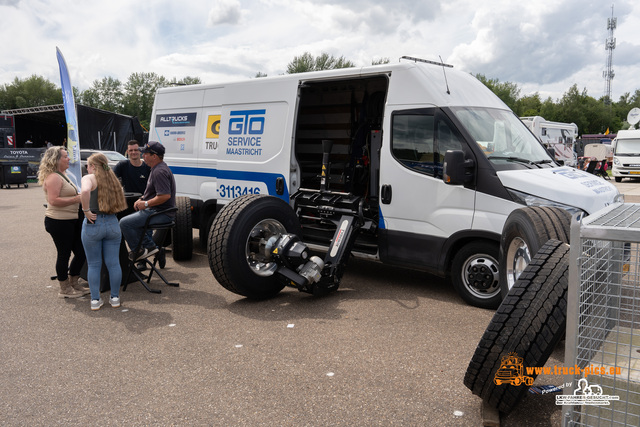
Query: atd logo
494 353 534 387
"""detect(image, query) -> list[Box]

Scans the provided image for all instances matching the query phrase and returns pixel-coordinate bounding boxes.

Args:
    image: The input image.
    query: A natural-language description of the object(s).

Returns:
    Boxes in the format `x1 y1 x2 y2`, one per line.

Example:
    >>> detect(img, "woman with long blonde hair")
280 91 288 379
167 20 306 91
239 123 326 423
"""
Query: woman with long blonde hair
80 153 127 310
39 146 88 298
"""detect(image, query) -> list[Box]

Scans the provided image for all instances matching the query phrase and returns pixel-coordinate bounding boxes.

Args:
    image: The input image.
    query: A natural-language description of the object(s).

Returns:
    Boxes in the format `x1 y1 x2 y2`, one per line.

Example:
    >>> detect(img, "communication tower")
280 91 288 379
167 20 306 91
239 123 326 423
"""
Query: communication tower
603 5 616 104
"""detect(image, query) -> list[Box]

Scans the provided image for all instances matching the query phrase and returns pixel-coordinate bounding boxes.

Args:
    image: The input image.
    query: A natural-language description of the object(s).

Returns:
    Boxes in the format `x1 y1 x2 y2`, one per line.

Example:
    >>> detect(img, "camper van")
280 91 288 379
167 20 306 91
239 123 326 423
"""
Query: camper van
520 116 578 167
611 129 640 182
150 57 618 309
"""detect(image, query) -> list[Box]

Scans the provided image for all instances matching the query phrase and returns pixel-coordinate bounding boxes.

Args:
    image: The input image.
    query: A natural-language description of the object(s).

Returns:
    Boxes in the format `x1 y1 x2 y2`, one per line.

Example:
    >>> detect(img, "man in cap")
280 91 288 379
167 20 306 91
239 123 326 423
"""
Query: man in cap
119 141 176 261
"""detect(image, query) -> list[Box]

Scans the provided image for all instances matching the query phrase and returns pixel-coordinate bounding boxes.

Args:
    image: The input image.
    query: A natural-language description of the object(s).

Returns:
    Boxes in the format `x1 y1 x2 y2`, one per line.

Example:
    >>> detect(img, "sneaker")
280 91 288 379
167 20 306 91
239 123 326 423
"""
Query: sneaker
91 298 104 311
109 296 121 308
136 261 147 271
128 248 143 261
137 246 159 261
157 247 166 269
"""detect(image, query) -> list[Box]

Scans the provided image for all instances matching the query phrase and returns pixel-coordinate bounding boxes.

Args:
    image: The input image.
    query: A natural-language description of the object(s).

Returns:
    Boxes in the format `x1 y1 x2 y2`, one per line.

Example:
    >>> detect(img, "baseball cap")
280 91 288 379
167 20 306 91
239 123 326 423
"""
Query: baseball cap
139 141 165 155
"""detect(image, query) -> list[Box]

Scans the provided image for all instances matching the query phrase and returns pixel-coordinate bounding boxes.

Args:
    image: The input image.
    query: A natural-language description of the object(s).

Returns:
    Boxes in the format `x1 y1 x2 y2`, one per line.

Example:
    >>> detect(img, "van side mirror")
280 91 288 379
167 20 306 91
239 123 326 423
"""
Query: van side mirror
443 150 474 186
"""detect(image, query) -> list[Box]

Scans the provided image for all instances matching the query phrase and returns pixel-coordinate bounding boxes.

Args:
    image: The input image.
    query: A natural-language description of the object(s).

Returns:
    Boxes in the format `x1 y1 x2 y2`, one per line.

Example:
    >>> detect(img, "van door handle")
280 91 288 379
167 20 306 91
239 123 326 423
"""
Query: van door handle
381 184 392 204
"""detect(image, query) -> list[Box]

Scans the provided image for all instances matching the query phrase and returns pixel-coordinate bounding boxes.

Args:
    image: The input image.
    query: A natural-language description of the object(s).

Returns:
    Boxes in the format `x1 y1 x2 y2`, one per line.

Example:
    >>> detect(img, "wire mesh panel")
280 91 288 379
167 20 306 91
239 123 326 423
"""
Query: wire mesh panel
564 203 640 426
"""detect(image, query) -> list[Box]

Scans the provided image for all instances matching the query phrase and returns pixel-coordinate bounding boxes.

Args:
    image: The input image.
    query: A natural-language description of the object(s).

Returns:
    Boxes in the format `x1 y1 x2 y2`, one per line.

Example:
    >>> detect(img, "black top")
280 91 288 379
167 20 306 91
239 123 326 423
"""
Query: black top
142 161 176 217
113 160 151 194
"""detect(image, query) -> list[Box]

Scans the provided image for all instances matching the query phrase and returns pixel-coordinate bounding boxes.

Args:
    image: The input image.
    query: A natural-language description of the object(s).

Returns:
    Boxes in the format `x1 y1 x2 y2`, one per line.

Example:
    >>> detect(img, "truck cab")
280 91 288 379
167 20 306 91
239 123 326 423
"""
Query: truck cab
612 129 640 182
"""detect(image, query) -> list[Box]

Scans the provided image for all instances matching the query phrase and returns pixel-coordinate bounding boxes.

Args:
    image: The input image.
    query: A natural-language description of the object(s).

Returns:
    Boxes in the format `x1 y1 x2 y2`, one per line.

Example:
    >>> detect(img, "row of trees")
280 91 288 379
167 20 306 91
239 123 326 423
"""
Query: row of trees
1 52 639 134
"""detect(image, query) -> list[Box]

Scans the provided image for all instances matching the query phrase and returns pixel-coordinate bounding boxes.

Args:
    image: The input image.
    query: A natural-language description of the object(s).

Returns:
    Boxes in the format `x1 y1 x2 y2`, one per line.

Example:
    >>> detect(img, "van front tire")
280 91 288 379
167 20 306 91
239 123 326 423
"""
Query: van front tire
451 241 501 309
208 194 302 299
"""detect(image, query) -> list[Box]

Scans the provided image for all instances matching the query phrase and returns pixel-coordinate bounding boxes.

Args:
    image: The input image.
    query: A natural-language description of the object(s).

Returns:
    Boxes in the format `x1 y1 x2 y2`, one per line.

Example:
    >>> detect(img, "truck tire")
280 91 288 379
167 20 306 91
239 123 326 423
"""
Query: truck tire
172 196 193 261
208 194 302 299
451 241 501 309
615 177 622 183
499 206 570 299
464 239 569 414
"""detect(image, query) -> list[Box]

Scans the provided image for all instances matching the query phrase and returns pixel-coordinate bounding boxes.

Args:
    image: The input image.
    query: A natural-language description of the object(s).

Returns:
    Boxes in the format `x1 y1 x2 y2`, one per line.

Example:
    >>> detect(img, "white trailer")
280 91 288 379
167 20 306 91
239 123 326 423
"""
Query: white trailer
520 116 578 167
151 57 618 309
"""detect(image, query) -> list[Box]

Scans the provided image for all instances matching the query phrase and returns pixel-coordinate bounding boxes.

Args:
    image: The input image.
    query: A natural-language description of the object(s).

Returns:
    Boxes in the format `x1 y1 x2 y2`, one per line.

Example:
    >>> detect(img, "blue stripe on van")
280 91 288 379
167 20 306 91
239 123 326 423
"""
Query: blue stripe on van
168 166 289 201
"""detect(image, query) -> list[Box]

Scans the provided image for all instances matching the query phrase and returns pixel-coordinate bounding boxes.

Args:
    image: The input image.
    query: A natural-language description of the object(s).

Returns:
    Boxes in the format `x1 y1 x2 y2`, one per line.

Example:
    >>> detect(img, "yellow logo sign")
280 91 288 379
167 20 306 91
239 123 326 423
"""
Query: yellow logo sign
207 115 221 139
494 353 534 387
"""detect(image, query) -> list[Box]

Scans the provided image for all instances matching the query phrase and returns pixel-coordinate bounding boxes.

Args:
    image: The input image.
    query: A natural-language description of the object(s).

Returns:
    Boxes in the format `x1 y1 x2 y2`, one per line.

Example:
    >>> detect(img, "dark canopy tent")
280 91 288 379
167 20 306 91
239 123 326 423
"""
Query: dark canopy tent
0 104 145 154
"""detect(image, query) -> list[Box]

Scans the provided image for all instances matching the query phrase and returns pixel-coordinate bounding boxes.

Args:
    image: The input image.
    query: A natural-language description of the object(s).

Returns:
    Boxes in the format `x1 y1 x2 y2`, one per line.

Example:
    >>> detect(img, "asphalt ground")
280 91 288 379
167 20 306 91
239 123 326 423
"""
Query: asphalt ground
2 178 634 426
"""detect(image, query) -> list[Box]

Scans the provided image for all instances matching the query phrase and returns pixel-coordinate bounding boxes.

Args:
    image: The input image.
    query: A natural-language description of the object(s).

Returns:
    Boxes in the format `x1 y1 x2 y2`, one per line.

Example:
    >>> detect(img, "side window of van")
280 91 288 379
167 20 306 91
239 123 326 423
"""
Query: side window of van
392 112 463 177
392 114 436 175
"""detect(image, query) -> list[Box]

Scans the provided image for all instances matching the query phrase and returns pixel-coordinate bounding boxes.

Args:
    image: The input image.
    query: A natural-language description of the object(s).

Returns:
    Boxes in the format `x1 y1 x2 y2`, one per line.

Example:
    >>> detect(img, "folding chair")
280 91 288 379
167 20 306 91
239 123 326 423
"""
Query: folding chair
123 207 179 294
594 160 610 179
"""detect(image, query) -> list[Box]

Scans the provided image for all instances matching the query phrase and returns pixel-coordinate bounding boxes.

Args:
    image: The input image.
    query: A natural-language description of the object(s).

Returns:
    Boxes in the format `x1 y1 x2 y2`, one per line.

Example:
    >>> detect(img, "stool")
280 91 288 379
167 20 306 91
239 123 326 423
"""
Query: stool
123 207 179 294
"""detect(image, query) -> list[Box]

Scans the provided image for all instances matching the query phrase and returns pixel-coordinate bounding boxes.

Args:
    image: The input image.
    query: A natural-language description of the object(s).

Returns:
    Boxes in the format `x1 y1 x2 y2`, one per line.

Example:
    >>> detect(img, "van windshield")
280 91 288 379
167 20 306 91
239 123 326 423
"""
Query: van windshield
614 138 640 156
451 107 553 168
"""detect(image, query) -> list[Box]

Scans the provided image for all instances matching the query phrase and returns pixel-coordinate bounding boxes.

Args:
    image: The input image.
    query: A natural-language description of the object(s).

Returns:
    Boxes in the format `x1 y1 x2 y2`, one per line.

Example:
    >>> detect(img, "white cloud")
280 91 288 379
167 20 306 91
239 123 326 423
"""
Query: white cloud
207 0 243 26
0 0 639 103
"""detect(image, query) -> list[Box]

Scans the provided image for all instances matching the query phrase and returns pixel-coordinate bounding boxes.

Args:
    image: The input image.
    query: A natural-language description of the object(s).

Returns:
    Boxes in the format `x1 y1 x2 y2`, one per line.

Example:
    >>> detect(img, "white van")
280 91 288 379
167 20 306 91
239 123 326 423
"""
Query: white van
150 57 619 308
611 129 640 182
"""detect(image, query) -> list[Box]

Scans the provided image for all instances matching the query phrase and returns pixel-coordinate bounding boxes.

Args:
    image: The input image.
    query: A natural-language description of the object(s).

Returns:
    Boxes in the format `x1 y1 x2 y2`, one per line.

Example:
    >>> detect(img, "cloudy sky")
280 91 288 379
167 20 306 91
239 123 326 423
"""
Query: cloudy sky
2 0 639 103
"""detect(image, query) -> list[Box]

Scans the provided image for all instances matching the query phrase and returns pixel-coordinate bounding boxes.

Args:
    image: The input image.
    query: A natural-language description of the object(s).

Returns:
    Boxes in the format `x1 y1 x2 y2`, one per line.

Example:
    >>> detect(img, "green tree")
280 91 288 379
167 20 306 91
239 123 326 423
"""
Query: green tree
0 75 62 110
515 93 542 117
286 52 356 74
80 76 124 112
122 72 168 129
474 74 520 111
371 57 390 65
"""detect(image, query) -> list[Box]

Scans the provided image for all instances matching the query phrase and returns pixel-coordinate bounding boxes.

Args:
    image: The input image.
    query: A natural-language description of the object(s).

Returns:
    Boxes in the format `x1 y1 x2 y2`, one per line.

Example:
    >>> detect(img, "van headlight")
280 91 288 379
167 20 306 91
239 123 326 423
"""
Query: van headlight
614 157 621 166
507 188 584 215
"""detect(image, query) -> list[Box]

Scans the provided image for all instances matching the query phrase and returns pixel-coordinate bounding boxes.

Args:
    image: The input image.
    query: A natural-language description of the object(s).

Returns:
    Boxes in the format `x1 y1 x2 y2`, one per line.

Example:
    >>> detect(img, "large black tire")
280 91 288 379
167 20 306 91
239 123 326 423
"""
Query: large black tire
172 196 193 261
451 241 501 309
464 239 569 414
499 206 571 299
208 194 301 299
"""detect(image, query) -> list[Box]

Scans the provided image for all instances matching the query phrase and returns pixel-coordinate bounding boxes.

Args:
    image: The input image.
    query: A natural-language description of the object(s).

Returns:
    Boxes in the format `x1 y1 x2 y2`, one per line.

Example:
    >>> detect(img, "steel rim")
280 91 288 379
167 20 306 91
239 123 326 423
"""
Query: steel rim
245 219 287 277
506 237 531 290
461 252 500 299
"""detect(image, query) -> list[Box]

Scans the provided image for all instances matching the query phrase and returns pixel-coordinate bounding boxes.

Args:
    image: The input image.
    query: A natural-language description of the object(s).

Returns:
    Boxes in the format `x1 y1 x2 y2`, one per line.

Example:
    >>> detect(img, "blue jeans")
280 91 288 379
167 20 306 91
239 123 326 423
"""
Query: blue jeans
119 209 172 253
81 214 122 301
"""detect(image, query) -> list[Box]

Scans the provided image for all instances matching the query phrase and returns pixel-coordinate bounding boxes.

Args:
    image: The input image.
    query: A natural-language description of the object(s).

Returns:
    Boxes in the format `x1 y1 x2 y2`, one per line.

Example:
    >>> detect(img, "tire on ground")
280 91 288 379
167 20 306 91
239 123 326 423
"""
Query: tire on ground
172 196 193 261
464 239 569 414
208 194 302 299
451 241 501 309
499 206 571 299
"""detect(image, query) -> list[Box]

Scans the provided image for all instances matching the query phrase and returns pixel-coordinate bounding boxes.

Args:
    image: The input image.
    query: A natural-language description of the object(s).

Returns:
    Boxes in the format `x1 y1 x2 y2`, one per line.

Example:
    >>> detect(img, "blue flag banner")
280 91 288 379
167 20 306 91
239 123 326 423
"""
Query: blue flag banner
56 47 81 189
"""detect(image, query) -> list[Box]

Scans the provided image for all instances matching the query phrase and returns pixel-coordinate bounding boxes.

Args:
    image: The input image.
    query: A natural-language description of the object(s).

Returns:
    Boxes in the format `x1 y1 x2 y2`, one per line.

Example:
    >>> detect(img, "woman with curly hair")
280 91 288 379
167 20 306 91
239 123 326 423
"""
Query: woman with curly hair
80 153 128 310
38 146 89 298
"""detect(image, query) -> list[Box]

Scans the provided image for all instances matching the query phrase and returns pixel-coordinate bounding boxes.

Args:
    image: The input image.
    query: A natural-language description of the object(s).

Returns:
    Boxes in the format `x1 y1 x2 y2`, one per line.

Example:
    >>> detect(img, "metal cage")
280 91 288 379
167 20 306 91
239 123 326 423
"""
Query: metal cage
564 203 640 426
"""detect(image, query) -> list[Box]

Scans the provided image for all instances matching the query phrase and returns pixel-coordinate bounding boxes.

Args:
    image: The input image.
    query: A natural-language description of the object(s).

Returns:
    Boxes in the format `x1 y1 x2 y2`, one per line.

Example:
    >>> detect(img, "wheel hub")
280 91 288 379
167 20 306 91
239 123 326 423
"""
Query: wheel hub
462 255 499 297
245 219 287 277
506 237 531 290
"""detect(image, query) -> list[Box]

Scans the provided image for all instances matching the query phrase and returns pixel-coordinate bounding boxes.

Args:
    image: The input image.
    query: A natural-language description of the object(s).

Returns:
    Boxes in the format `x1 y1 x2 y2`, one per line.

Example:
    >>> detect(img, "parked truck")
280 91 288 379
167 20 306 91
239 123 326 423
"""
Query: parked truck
611 128 640 182
520 116 578 167
150 57 618 309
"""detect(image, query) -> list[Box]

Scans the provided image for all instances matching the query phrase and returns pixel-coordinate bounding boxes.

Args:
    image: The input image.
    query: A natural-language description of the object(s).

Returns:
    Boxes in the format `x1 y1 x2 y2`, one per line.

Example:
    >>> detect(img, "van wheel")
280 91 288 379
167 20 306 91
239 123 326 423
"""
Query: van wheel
172 196 193 261
464 239 569 414
208 194 302 299
451 241 501 309
615 177 622 182
499 207 570 299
